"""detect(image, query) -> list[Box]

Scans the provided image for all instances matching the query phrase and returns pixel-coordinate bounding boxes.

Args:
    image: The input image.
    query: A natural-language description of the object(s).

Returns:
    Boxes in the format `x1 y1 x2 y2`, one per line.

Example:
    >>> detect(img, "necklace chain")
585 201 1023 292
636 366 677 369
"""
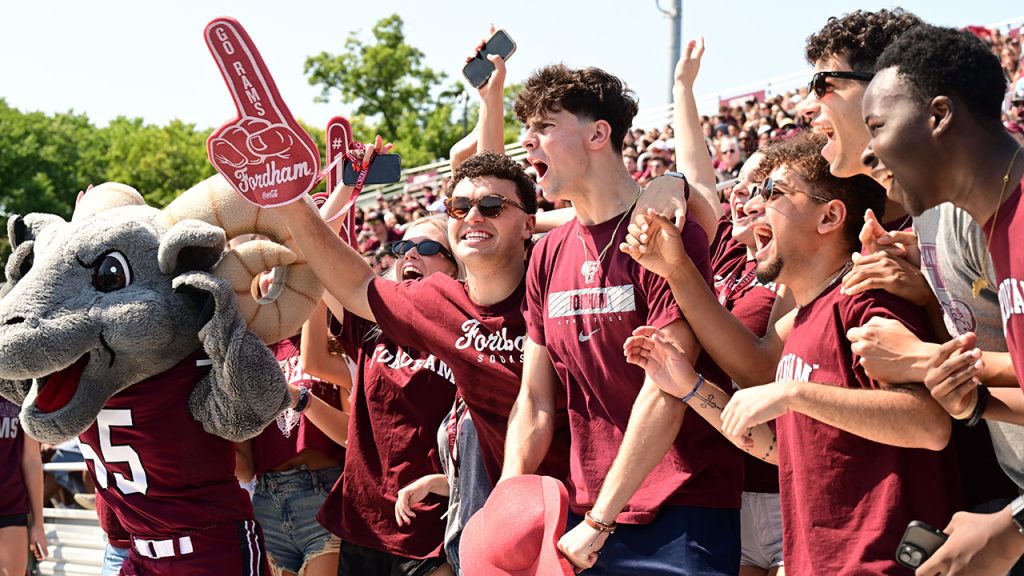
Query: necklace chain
974 145 1023 298
797 261 852 309
576 187 642 274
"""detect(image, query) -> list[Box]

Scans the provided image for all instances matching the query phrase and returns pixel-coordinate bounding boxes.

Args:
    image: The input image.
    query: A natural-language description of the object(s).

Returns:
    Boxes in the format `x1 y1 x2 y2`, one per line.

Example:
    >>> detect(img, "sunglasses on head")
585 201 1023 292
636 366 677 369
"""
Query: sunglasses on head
391 239 454 260
808 70 876 99
444 194 526 219
754 177 831 204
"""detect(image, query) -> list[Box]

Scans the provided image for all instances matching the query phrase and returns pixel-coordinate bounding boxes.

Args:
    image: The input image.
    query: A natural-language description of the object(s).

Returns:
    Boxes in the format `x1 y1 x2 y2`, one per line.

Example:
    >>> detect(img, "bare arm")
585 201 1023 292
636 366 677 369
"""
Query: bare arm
624 326 777 464
722 379 951 451
672 36 722 237
534 208 576 233
986 387 1024 426
476 53 508 156
500 337 559 480
234 440 255 483
22 434 47 559
622 210 790 386
300 300 354 391
279 199 377 322
287 385 349 447
449 129 479 173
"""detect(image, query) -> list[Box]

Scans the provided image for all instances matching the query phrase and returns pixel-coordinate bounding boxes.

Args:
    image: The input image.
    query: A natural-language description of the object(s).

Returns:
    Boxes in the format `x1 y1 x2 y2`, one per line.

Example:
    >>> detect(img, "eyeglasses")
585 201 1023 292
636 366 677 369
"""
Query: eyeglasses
444 194 527 219
391 239 454 261
808 70 876 99
755 177 831 204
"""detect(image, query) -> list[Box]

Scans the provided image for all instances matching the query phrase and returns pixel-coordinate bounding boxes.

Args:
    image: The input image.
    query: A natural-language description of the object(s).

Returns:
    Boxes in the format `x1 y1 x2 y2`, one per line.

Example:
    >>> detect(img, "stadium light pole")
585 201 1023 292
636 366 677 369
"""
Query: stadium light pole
655 0 683 102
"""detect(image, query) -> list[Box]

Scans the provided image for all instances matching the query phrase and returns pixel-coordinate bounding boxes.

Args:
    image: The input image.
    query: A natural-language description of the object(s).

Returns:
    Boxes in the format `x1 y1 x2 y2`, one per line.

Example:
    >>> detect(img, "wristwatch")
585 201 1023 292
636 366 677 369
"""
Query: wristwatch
293 385 311 414
1011 495 1024 535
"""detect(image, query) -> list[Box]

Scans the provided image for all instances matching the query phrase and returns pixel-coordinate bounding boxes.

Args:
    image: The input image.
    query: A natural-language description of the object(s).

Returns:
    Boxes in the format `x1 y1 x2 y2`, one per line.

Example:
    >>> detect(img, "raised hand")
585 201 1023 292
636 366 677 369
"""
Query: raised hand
205 18 320 207
624 325 697 398
673 35 705 90
923 333 984 419
619 208 688 280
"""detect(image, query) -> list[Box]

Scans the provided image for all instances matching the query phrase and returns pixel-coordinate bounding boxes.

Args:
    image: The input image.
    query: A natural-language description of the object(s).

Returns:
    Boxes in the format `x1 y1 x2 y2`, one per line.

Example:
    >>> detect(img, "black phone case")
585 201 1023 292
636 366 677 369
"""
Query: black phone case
462 30 516 88
342 154 402 186
895 521 948 569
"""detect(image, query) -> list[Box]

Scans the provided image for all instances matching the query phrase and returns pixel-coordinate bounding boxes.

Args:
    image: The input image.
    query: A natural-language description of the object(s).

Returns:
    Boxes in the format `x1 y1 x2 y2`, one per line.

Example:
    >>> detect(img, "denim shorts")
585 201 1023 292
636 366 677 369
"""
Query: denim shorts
101 543 130 576
253 465 343 574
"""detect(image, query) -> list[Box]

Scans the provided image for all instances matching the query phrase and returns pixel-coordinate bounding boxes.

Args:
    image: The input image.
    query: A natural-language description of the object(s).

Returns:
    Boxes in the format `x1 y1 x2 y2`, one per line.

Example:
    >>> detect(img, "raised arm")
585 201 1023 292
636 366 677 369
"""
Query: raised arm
300 299 354 390
672 36 722 237
621 210 789 386
22 434 47 561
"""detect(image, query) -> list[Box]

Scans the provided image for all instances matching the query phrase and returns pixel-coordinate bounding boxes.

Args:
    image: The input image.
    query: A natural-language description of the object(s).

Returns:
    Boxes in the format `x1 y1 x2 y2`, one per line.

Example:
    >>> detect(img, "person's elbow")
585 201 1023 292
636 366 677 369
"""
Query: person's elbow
915 401 952 452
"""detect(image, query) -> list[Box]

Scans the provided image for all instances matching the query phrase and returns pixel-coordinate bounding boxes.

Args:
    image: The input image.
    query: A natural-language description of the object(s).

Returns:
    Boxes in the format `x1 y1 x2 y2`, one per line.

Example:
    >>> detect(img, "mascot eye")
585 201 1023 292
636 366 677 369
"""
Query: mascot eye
93 251 132 292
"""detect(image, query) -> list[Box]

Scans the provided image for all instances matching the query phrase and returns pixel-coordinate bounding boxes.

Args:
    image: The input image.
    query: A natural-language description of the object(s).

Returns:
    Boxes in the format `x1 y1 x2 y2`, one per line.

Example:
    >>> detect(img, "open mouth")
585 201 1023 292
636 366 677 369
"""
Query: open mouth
401 266 424 281
752 224 775 260
530 159 549 180
35 353 90 414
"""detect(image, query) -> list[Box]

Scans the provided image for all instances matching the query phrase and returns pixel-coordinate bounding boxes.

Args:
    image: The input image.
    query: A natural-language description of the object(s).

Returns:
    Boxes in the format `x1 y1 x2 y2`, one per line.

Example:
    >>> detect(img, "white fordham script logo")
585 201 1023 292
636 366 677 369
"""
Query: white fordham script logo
455 319 525 365
578 328 601 343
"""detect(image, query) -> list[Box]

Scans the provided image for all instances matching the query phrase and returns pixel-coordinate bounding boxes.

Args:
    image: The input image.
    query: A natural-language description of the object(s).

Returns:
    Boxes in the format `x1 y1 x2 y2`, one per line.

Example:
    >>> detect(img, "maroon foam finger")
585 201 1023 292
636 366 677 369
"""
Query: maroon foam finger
204 17 321 207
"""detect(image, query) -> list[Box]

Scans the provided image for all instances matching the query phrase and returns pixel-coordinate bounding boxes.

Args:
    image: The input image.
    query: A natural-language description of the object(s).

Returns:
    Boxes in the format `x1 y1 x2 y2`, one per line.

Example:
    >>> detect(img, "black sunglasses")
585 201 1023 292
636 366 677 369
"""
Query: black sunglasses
755 177 831 204
391 239 454 261
808 70 875 99
444 194 526 219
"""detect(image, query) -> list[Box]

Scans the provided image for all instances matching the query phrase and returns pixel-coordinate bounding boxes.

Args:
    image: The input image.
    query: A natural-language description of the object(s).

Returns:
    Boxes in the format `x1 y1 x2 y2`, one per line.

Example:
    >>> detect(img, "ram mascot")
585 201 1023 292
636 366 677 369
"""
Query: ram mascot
0 175 322 573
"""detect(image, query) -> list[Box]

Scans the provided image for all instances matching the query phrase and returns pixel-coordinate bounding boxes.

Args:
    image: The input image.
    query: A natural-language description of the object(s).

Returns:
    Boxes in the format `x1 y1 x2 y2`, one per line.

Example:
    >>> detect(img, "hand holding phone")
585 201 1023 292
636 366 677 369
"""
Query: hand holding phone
463 29 517 89
895 520 948 569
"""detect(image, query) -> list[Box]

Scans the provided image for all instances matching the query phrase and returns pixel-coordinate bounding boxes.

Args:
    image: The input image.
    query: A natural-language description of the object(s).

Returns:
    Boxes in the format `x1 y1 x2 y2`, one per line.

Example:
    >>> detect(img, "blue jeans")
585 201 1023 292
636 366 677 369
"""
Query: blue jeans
101 543 129 576
567 505 740 576
253 465 343 573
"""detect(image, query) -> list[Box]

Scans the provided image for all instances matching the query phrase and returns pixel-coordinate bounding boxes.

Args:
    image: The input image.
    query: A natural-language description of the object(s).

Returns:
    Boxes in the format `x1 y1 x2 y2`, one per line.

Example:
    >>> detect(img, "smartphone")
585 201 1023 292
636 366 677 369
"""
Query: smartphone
895 520 948 569
342 153 402 186
462 29 517 89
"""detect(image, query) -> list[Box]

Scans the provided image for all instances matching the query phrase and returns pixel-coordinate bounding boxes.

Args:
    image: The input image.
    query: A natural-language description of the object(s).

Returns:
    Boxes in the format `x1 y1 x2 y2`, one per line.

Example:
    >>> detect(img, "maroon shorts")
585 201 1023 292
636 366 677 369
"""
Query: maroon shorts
120 520 269 576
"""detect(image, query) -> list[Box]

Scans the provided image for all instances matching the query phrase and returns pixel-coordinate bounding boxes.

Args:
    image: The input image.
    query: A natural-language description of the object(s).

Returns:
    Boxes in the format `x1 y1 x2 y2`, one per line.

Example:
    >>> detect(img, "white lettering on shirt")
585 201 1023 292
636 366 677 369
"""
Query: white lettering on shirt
998 277 1024 330
0 416 19 439
776 354 818 383
371 344 457 385
547 286 636 318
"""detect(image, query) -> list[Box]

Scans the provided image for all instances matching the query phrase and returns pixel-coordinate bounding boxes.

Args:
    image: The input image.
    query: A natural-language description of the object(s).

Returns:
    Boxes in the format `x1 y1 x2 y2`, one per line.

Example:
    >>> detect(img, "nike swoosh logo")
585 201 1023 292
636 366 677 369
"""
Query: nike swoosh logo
578 328 601 342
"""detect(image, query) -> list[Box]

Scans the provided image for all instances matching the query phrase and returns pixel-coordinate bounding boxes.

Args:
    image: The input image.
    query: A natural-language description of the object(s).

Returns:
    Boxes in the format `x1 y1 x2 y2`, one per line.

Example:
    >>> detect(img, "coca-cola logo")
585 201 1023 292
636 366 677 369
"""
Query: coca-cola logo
205 17 320 207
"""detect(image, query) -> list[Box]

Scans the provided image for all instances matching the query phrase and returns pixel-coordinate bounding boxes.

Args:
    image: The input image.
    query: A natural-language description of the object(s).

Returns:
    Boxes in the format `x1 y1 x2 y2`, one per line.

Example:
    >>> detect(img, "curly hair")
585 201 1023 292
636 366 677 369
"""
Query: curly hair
805 8 923 72
754 130 886 252
514 64 639 151
877 25 1007 126
450 151 538 214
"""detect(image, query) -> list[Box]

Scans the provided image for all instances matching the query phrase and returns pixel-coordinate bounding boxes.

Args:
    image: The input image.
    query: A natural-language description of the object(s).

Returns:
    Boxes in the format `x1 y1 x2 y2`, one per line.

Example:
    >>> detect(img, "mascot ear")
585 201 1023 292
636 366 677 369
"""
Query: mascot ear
3 213 65 296
158 220 227 276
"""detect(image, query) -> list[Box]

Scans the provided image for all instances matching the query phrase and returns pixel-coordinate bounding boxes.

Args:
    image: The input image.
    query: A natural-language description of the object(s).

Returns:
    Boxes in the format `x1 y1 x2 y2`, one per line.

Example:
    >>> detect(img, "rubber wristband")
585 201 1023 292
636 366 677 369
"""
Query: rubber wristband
680 374 705 403
293 386 311 414
584 511 616 534
952 387 980 421
966 384 989 428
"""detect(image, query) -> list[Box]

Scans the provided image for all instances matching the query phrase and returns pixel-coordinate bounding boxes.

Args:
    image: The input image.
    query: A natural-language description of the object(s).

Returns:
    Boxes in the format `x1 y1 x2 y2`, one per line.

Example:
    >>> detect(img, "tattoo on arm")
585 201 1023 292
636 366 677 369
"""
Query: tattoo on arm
693 391 722 411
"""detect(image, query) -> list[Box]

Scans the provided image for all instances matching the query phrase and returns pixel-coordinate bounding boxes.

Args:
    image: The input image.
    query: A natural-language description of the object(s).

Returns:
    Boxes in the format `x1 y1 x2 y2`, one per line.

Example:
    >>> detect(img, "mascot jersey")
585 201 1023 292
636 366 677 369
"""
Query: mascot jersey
79 349 253 539
0 396 28 517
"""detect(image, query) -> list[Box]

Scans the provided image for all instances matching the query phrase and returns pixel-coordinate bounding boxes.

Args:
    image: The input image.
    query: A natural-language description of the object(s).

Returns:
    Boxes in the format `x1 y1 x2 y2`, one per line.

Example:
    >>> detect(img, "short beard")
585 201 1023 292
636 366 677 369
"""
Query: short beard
756 255 783 284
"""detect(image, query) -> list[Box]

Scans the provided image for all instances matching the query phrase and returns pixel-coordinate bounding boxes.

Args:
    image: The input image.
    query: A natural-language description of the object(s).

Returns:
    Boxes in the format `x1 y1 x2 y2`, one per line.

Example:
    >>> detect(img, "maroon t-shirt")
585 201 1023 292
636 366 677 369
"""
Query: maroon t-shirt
95 491 131 549
525 212 743 523
777 284 962 575
984 179 1024 391
78 349 254 539
321 314 454 559
366 275 571 484
251 337 345 477
710 218 780 494
0 397 27 516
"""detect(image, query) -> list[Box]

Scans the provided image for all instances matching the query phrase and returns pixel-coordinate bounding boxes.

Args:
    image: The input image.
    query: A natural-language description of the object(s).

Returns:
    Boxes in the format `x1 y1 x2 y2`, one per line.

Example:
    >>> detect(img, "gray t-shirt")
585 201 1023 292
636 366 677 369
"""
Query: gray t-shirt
437 399 492 575
915 202 1024 491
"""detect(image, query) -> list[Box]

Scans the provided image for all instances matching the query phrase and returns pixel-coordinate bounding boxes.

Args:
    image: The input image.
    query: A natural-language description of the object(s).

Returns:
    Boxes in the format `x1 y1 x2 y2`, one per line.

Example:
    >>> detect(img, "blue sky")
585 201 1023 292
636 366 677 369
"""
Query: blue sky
0 0 1019 131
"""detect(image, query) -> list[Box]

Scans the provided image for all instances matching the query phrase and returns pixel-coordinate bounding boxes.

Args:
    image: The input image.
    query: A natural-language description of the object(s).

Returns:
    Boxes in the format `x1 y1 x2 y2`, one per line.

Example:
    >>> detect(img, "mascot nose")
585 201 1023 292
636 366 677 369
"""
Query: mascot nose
3 316 25 325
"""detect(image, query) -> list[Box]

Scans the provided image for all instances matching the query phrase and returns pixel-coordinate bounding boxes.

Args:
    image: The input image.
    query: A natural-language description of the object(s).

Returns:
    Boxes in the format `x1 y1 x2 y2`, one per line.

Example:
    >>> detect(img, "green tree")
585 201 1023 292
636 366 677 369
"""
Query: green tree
304 14 466 165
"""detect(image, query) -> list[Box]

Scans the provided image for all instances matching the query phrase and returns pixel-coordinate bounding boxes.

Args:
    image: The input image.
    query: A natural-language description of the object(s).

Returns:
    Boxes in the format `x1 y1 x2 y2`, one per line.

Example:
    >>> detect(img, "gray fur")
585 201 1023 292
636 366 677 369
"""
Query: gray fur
0 204 289 443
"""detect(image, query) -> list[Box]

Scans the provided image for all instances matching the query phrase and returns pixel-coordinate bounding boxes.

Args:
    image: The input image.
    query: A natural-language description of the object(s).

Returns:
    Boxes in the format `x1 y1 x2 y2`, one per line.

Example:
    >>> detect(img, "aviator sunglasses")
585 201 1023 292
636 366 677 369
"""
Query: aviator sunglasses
391 239 455 261
755 177 831 204
444 194 527 219
808 70 875 99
